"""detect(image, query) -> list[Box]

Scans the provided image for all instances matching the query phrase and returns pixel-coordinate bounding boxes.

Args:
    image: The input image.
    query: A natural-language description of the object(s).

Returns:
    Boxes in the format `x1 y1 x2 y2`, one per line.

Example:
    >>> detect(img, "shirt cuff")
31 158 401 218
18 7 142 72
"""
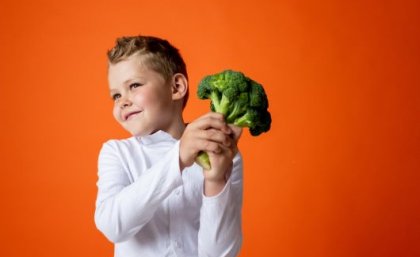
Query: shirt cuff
202 176 232 206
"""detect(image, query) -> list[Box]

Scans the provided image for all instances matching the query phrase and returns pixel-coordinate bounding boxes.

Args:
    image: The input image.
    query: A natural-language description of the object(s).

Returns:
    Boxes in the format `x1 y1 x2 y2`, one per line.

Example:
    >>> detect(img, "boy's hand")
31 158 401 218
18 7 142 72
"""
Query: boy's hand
204 124 242 180
179 112 232 171
203 125 242 196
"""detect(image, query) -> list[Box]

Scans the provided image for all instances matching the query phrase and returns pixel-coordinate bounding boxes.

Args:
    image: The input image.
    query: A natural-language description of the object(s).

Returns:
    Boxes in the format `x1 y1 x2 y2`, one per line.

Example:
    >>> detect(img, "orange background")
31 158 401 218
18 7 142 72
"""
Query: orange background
1 0 419 256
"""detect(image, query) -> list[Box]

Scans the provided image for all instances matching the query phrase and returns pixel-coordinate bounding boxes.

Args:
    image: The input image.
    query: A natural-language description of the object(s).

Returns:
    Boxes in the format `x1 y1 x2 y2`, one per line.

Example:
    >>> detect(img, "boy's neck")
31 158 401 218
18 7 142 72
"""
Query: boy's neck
164 116 186 140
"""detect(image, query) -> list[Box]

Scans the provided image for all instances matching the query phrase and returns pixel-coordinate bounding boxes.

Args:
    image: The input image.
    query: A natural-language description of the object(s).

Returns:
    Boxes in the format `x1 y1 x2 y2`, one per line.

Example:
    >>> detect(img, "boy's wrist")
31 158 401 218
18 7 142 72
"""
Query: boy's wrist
203 178 226 196
179 157 186 172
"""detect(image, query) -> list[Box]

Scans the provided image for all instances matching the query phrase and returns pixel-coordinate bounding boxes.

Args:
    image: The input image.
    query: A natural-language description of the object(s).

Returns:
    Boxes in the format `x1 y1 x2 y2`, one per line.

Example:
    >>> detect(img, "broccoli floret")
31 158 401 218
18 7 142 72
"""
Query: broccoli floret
211 70 247 92
233 108 259 128
198 70 243 116
195 69 271 169
233 108 271 136
249 110 272 136
226 92 249 123
215 85 239 116
249 80 268 110
196 76 213 99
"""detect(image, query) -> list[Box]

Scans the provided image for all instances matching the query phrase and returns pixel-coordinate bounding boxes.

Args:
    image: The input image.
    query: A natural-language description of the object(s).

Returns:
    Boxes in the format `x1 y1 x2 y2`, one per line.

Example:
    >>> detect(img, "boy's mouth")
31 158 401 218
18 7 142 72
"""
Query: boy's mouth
124 111 142 121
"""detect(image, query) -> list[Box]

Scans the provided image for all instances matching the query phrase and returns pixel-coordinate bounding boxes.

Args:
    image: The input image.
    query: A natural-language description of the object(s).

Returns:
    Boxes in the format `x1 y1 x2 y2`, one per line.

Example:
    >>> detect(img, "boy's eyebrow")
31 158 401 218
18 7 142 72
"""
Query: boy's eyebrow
108 77 144 96
122 79 133 86
122 77 142 85
109 88 118 96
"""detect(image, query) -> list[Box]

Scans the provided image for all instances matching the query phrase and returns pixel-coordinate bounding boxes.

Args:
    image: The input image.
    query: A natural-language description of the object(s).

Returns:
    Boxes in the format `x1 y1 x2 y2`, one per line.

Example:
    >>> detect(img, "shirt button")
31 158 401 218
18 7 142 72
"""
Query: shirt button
175 189 181 196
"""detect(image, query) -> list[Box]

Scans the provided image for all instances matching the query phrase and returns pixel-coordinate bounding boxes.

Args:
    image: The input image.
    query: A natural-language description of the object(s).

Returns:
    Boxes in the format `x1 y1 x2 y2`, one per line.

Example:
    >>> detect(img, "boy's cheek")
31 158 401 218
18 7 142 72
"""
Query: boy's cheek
132 93 148 106
112 107 122 122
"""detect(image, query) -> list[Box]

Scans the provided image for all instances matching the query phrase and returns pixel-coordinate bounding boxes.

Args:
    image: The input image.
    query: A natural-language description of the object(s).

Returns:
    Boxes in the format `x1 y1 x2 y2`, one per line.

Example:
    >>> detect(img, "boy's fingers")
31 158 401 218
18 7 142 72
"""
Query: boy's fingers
209 144 235 161
200 129 232 147
194 112 224 124
194 116 231 133
228 124 243 142
198 139 222 154
202 139 236 155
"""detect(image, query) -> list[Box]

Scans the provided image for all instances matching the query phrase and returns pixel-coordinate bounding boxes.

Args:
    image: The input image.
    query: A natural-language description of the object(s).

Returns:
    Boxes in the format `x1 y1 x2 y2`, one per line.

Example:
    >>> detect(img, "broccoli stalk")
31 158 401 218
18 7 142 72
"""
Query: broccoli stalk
195 70 271 169
195 150 211 170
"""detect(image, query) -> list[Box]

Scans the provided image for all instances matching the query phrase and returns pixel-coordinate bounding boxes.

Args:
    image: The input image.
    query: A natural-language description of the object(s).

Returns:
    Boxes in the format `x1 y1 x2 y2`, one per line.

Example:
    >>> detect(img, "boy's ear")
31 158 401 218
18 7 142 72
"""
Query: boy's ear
171 73 188 101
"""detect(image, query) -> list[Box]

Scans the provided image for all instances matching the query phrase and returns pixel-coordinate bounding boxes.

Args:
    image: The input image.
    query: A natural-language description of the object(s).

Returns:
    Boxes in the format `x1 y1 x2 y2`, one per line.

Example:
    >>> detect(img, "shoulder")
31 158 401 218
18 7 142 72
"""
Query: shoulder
97 137 145 174
99 137 140 157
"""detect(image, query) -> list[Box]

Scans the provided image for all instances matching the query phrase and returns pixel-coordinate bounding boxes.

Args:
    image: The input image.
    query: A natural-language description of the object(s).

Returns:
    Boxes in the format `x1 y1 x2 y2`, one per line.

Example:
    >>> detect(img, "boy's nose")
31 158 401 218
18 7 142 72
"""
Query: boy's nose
119 98 132 109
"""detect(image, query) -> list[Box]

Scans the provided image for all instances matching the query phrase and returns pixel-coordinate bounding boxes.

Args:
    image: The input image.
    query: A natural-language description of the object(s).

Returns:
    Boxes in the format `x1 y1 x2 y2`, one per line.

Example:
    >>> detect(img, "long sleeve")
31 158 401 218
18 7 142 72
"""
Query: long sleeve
94 140 183 243
198 152 243 257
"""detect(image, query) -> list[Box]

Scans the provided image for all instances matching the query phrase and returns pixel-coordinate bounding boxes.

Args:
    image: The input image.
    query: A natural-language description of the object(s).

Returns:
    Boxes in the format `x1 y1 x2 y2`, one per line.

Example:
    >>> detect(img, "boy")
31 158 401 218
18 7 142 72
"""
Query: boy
94 35 243 257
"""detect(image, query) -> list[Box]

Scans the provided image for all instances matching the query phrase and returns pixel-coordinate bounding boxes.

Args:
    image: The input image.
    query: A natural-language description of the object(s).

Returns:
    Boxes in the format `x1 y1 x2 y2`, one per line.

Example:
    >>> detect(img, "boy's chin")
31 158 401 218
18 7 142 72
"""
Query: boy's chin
130 128 159 137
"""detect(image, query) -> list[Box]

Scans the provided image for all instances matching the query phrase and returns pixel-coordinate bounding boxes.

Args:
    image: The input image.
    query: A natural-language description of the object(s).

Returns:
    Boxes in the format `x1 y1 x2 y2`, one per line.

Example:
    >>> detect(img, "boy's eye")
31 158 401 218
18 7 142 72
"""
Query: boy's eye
129 83 142 89
112 93 121 101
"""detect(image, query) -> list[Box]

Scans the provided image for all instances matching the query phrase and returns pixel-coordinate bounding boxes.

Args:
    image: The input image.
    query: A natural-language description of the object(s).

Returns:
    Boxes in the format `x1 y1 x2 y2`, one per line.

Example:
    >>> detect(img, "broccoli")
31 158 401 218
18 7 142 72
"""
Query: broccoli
196 69 272 169
226 92 249 123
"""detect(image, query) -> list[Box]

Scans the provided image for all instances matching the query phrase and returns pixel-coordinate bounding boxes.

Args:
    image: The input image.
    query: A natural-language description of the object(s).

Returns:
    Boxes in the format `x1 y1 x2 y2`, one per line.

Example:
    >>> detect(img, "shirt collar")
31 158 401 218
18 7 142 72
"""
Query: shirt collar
137 130 177 145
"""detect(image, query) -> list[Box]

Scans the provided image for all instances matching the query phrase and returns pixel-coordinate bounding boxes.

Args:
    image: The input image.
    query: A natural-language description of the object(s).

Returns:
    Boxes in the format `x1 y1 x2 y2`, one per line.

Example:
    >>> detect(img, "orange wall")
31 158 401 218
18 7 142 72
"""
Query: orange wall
1 0 419 256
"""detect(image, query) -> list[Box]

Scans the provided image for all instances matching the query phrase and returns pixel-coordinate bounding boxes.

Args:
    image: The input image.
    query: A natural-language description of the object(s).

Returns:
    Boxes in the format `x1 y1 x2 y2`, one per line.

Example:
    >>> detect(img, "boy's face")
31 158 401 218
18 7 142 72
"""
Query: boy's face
108 54 177 137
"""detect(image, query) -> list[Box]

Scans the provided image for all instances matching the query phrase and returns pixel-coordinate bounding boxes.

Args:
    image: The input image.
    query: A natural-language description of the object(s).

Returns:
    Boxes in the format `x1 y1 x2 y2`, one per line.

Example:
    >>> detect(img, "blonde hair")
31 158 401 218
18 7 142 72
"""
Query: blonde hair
107 35 189 107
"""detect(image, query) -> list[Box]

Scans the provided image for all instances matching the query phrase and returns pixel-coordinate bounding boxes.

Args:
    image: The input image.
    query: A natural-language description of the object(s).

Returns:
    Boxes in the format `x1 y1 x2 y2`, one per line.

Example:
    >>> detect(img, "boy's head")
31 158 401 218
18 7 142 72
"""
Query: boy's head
107 35 189 137
107 35 189 108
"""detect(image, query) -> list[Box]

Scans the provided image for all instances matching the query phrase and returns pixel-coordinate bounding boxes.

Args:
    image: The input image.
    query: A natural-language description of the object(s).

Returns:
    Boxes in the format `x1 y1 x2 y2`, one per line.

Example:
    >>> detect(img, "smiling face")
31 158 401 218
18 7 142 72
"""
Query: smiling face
108 54 182 137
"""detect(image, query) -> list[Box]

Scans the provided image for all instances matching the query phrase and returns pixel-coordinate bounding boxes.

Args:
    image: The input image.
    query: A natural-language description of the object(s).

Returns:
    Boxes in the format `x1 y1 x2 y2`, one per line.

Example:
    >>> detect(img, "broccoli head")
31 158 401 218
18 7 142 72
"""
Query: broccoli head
195 69 272 170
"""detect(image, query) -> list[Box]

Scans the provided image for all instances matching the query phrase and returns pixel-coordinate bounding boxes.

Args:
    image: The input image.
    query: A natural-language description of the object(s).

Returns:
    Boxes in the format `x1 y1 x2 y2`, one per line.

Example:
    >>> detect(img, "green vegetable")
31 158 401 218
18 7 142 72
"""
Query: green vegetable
196 69 271 169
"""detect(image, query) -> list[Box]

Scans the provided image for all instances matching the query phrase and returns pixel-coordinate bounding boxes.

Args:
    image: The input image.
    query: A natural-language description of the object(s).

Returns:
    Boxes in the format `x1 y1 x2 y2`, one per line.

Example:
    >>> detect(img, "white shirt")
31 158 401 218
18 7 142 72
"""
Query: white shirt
94 130 243 257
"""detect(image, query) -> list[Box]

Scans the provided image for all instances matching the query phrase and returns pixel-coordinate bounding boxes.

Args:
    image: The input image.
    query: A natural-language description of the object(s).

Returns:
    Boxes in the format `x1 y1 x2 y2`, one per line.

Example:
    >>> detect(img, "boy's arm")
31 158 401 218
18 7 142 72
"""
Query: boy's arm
180 112 243 255
94 140 182 243
198 152 243 257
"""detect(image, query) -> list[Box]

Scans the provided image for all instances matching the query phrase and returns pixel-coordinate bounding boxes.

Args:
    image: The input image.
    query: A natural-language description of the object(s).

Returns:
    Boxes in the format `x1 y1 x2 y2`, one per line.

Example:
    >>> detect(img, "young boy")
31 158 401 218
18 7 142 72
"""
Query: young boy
94 35 243 257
